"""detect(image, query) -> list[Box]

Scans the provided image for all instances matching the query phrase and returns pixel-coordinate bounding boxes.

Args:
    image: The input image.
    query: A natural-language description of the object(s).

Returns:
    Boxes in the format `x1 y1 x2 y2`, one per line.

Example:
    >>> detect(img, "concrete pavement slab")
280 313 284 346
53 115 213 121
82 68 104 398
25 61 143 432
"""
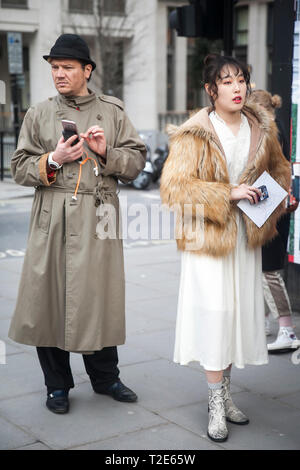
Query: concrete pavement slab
117 343 162 367
0 180 34 201
136 278 180 298
126 329 176 362
125 281 170 302
1 339 23 357
0 282 19 302
67 344 160 376
16 442 51 450
99 358 208 413
146 261 182 278
278 391 300 410
0 317 12 337
0 242 299 449
0 352 45 400
159 392 300 450
0 298 15 320
0 416 36 450
0 258 23 275
124 243 179 267
231 355 300 398
72 422 219 450
124 263 178 284
125 306 173 336
0 349 85 400
127 295 178 325
0 382 167 450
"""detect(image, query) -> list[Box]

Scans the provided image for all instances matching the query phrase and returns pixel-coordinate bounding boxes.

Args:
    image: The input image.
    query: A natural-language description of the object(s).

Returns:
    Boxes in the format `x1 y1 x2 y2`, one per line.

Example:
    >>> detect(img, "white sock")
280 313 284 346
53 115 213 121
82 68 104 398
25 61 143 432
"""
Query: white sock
207 381 222 390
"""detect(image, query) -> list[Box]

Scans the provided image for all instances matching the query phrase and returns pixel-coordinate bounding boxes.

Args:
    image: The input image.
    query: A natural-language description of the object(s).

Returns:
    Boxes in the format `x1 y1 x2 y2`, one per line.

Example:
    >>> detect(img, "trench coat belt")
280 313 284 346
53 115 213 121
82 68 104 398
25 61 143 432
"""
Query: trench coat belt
36 185 95 195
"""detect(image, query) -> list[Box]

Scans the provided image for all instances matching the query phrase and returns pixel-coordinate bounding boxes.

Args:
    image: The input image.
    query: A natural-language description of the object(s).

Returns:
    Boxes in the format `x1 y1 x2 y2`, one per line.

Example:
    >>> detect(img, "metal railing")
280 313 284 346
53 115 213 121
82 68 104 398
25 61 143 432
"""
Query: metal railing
158 111 190 133
0 130 15 180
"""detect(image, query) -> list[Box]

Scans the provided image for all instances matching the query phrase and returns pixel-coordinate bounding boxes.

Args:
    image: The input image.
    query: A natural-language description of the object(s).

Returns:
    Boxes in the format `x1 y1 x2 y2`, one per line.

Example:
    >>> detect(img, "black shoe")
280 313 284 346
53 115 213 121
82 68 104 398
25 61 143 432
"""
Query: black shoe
95 381 138 403
46 390 69 414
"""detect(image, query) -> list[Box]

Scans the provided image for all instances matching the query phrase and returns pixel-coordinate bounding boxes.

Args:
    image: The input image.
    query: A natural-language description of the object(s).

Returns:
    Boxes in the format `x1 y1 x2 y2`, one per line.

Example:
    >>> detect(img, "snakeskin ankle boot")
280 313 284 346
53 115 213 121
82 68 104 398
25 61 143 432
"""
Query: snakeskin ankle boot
222 376 249 425
207 387 228 442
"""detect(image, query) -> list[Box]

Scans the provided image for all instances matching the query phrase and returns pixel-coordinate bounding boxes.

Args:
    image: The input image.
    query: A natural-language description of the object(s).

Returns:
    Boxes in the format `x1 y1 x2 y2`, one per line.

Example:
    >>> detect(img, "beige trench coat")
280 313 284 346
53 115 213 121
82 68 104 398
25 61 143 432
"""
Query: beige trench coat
8 91 146 352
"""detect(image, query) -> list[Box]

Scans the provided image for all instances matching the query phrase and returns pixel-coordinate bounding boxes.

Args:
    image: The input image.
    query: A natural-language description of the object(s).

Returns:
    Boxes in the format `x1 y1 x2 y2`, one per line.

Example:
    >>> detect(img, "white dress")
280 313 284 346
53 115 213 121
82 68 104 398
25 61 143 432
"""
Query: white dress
174 111 268 370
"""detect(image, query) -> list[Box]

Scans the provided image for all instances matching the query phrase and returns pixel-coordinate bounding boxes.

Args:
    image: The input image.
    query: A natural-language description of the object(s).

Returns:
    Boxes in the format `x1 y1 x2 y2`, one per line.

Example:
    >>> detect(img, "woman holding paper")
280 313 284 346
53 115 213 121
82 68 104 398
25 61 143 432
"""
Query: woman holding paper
160 54 290 443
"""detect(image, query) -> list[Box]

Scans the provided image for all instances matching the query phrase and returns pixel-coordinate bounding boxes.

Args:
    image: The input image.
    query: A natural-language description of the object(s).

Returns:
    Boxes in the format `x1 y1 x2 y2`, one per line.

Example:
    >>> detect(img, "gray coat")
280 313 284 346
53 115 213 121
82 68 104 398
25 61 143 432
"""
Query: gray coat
8 91 146 352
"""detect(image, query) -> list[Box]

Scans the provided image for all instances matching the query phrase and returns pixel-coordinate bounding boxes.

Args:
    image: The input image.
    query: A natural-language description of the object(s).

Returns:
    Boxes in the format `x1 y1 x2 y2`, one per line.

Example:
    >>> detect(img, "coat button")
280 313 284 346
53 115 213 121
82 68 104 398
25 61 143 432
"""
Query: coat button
97 114 102 120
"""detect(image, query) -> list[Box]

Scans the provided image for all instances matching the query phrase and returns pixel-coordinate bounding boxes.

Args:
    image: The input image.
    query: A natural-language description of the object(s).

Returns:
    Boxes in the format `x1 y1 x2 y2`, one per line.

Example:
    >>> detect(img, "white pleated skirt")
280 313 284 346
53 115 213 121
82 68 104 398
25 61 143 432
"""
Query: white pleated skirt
174 213 268 370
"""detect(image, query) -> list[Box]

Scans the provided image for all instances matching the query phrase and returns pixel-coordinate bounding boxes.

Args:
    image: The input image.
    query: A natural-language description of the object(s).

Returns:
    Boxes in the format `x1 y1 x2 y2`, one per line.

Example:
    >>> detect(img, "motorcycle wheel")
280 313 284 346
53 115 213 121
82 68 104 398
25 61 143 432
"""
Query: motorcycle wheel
132 171 152 190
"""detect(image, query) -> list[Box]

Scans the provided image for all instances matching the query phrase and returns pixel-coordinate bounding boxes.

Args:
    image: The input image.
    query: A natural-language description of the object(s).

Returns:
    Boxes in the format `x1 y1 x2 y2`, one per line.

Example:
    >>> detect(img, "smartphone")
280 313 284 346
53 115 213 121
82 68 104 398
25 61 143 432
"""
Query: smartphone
61 119 82 162
61 119 80 146
257 185 269 202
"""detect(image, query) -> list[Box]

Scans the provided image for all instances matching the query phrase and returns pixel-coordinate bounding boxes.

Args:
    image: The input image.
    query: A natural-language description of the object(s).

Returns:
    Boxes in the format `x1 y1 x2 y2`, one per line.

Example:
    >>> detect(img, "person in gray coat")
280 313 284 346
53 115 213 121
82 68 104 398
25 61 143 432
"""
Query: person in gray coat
8 34 146 414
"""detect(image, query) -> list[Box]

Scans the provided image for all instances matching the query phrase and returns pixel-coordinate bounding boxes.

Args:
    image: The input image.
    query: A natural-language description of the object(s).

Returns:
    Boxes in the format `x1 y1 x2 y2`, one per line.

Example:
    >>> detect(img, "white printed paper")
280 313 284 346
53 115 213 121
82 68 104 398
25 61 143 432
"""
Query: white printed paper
237 171 288 228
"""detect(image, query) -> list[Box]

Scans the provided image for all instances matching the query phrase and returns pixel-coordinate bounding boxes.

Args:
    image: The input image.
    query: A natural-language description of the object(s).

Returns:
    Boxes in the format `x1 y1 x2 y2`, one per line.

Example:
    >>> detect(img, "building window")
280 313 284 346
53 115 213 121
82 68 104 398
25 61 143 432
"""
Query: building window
102 39 124 100
267 2 274 91
187 37 223 110
167 7 175 111
235 6 248 47
69 0 93 14
234 5 248 66
103 0 125 16
1 0 27 8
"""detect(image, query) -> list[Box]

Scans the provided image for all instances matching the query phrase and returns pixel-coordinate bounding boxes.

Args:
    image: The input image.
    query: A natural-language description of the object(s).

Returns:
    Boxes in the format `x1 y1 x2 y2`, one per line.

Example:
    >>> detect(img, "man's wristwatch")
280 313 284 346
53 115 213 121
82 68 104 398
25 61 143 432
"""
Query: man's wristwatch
48 152 63 170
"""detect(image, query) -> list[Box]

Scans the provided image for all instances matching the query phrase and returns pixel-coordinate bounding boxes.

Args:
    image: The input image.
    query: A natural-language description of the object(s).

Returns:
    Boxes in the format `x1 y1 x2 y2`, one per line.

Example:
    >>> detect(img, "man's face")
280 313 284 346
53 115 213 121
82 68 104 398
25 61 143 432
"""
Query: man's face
50 59 92 96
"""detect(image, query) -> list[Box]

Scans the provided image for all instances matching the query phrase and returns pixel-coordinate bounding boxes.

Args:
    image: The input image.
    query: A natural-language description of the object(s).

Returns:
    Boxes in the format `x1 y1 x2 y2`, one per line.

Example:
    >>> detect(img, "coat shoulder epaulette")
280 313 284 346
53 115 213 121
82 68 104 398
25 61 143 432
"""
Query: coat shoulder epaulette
99 94 124 110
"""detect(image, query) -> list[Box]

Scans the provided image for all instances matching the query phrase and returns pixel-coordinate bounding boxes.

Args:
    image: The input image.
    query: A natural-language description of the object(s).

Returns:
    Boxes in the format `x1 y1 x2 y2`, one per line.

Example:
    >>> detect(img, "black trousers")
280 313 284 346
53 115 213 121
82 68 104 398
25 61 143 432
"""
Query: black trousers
36 346 120 394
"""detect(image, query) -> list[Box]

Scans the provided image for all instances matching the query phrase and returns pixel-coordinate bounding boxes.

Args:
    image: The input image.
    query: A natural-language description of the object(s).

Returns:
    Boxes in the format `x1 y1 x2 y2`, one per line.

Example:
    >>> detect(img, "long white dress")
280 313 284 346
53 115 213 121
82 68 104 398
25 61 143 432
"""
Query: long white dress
174 111 268 370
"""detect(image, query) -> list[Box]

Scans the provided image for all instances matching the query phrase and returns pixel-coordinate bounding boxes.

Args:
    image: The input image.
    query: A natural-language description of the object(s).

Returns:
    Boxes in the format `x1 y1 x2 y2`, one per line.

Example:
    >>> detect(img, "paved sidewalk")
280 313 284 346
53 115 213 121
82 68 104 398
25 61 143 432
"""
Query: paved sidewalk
0 178 34 201
0 240 300 450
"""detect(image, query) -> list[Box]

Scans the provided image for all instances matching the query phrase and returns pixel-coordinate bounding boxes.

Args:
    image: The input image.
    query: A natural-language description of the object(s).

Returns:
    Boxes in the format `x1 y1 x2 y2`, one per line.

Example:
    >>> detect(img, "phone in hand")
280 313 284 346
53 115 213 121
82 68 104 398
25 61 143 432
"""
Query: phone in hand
61 119 82 161
257 185 269 202
61 119 80 145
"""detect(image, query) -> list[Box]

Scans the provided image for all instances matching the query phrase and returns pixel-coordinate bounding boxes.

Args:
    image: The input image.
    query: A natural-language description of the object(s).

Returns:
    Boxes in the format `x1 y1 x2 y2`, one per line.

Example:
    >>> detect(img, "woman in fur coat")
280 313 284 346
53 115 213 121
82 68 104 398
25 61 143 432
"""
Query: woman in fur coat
160 54 290 443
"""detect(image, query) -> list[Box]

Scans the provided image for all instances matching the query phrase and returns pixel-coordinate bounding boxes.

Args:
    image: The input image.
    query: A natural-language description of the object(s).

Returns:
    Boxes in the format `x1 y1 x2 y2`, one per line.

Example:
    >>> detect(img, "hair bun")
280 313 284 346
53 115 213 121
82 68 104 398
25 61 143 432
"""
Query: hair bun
271 94 282 108
203 53 220 67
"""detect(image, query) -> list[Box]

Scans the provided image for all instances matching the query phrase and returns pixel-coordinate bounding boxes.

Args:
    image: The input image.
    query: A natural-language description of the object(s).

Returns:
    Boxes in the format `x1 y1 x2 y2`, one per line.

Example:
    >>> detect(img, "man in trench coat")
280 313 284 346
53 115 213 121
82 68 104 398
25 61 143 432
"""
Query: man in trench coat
8 34 146 413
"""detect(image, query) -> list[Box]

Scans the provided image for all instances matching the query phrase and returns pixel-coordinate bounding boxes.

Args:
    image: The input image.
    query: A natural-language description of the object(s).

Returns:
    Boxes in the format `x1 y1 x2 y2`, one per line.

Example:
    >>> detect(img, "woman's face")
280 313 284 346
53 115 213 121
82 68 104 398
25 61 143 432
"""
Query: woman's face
207 65 247 113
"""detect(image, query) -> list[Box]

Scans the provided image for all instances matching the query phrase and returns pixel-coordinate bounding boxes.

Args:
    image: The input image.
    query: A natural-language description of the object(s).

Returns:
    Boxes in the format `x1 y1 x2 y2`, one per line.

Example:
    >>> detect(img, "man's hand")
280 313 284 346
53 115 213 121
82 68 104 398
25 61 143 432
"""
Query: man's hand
230 183 262 205
80 126 107 158
52 135 84 166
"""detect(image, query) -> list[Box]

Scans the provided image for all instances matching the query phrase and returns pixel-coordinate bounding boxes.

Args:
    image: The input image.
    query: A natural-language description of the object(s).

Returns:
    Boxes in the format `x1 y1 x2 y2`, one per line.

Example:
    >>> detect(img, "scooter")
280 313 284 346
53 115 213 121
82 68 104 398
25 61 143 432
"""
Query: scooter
151 143 169 183
132 138 154 190
130 134 169 190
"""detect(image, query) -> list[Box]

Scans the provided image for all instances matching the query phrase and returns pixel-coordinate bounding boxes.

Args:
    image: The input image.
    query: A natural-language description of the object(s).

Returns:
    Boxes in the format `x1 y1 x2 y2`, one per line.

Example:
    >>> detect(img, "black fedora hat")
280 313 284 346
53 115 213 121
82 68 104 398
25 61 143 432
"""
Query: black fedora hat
43 34 96 70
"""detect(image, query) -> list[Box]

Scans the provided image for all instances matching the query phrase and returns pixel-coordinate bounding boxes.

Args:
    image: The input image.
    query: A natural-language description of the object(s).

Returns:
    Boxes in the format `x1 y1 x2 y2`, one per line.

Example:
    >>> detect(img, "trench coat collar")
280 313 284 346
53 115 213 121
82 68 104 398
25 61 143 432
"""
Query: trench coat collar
57 88 96 111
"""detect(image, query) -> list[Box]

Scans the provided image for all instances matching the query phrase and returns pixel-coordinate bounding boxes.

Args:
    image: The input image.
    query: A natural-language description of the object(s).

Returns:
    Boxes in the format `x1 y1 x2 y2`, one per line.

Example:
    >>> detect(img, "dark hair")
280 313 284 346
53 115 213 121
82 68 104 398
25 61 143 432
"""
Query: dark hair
203 54 251 105
78 60 93 82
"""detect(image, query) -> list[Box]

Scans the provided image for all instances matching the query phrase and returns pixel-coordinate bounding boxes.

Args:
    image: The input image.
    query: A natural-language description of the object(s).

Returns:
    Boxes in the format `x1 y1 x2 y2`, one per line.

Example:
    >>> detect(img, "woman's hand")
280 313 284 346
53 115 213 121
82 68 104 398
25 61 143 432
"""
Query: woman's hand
230 183 262 205
80 126 107 158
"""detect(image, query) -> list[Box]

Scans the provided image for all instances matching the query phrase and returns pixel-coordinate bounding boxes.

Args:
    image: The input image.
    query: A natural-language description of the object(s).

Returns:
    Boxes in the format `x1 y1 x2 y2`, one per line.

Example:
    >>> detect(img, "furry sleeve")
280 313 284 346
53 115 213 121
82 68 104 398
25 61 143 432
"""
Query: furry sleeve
160 131 232 226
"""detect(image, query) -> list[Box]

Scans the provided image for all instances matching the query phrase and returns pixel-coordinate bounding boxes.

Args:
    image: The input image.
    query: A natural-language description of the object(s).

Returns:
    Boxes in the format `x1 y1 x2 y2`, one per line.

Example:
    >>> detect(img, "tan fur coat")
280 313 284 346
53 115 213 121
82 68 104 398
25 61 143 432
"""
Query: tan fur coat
160 103 291 257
